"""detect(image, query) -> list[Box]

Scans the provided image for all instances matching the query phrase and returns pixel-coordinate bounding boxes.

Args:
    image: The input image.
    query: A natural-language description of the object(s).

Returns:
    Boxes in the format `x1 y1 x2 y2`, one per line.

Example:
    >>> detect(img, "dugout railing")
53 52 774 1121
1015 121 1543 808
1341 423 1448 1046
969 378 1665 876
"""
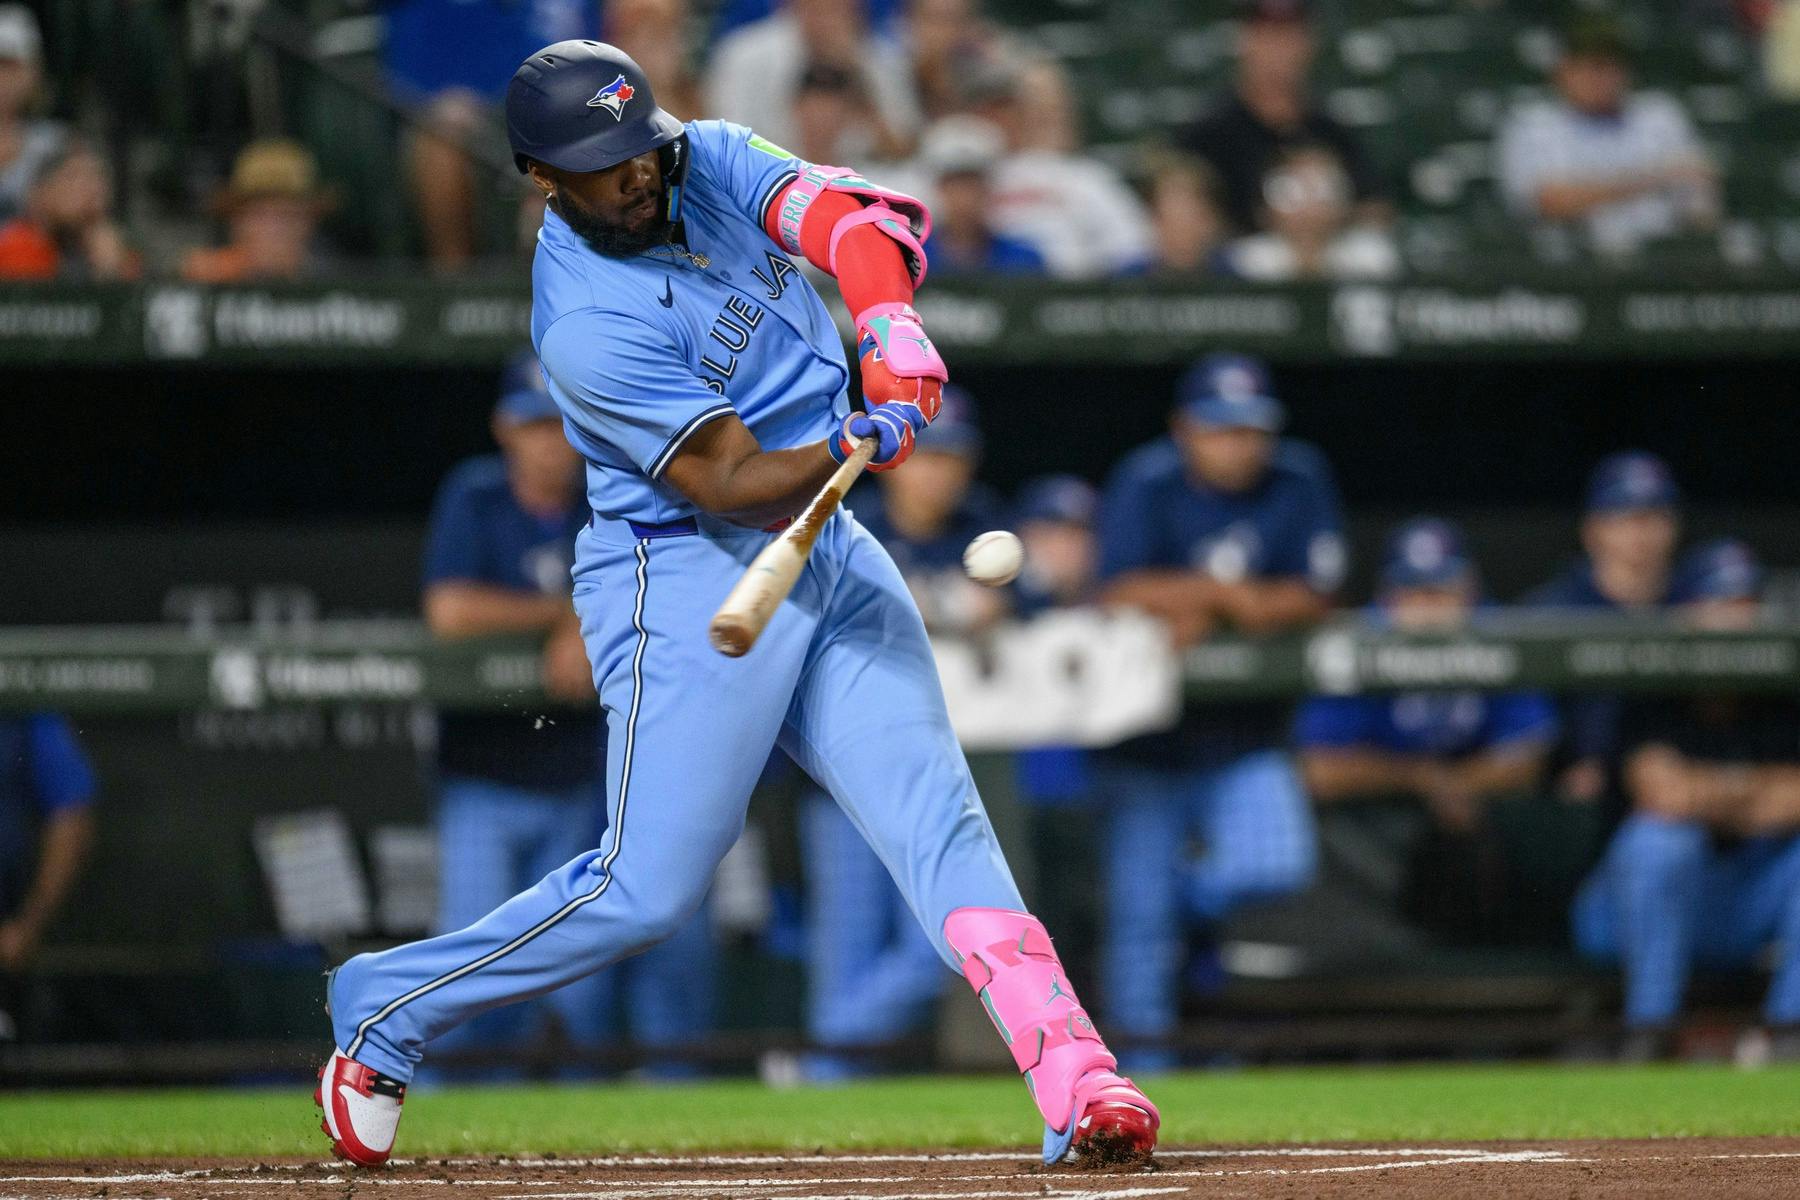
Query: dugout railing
0 615 1791 1083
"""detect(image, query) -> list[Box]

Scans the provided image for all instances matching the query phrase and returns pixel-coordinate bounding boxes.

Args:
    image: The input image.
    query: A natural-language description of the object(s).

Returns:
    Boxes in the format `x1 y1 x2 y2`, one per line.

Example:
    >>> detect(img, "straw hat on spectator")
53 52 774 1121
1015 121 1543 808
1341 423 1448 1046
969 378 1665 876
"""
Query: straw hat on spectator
212 140 336 216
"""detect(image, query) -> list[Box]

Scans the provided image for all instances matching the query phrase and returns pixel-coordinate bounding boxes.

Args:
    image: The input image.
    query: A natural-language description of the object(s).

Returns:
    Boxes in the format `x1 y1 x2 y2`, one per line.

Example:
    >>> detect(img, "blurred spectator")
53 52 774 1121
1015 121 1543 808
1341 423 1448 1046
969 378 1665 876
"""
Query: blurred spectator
915 117 1046 274
1095 353 1343 1068
1527 451 1682 805
420 351 713 1077
1178 0 1388 237
0 142 136 280
905 0 1005 121
1298 522 1556 943
383 0 596 269
1013 474 1098 617
800 390 1002 1080
182 141 334 284
1011 476 1104 987
967 59 1153 277
1572 540 1800 1061
705 0 919 162
0 5 63 225
791 61 877 165
711 0 904 42
0 714 97 1040
1768 0 1800 98
1142 153 1228 276
1221 144 1398 281
1299 519 1556 833
607 0 702 120
1496 17 1719 256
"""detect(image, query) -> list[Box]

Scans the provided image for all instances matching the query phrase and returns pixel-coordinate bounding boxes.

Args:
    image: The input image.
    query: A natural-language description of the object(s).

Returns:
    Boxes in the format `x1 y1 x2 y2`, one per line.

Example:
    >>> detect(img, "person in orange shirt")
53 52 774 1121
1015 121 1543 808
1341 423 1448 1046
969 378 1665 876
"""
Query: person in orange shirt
182 140 334 283
0 142 135 280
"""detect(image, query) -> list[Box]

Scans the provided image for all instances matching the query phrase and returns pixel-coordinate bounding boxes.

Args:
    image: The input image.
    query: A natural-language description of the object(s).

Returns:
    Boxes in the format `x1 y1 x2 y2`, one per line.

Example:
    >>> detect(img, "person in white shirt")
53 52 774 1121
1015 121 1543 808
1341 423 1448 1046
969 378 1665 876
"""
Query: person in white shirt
1496 18 1719 256
964 58 1153 278
1222 144 1397 281
704 0 920 161
0 5 66 225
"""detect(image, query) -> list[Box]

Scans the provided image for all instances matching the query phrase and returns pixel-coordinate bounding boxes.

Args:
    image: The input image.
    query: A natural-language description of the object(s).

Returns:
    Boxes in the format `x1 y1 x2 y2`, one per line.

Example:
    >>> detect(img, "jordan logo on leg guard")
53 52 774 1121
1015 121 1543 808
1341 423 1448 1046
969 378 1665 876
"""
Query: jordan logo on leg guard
943 907 1160 1164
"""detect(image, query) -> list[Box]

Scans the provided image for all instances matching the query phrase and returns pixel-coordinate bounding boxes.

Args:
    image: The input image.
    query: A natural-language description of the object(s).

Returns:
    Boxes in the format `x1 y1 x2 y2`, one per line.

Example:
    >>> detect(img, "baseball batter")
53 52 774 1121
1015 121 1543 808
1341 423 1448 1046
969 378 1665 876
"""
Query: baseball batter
316 41 1158 1167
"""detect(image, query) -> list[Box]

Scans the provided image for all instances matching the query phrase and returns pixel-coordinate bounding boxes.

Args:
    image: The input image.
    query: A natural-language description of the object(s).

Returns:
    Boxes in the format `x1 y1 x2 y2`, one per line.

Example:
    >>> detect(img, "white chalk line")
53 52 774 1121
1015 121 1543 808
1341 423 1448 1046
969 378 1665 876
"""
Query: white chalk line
9 1145 1800 1193
490 1191 1190 1200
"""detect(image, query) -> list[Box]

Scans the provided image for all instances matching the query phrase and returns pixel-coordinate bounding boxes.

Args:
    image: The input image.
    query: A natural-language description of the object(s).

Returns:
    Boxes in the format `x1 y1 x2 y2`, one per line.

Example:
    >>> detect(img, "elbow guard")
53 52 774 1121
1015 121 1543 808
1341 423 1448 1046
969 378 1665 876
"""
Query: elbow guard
773 164 932 287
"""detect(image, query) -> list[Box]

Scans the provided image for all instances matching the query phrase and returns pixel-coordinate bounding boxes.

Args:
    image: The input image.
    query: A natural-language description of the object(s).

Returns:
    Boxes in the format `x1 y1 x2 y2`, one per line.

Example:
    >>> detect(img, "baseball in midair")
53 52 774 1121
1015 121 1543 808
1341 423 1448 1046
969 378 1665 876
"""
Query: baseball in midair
963 530 1024 587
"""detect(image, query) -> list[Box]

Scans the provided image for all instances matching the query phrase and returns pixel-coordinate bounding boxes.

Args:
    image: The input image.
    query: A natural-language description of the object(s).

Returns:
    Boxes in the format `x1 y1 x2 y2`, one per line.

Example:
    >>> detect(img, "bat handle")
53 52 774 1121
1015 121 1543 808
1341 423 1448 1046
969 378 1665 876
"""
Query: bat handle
706 437 879 658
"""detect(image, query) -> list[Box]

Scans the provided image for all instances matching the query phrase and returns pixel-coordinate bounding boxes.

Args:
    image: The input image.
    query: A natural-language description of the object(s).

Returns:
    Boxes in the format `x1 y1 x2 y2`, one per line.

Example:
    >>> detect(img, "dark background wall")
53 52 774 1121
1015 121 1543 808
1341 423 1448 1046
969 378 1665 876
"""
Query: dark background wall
3 357 1797 614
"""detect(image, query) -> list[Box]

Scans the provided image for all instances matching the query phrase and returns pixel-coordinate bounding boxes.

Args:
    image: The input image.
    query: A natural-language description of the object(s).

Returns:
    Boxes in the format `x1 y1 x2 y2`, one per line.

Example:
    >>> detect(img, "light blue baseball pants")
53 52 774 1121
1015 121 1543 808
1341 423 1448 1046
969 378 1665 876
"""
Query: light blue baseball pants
330 511 1021 1081
423 776 714 1077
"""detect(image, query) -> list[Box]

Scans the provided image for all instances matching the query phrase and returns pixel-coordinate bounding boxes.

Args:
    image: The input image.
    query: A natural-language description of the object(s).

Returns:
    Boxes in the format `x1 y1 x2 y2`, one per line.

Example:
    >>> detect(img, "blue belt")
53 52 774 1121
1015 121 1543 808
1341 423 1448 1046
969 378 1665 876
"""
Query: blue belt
625 516 698 539
595 513 793 537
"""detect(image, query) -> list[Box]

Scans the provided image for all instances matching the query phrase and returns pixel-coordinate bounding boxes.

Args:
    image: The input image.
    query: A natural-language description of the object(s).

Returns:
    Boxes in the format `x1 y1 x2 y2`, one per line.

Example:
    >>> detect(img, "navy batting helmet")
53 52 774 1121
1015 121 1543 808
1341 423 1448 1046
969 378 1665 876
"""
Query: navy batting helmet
506 41 684 175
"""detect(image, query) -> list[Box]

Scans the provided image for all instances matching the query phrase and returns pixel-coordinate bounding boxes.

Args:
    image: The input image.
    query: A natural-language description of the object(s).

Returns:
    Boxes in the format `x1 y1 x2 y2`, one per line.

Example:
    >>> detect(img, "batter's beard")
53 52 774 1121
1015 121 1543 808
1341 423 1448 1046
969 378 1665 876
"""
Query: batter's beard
555 191 673 258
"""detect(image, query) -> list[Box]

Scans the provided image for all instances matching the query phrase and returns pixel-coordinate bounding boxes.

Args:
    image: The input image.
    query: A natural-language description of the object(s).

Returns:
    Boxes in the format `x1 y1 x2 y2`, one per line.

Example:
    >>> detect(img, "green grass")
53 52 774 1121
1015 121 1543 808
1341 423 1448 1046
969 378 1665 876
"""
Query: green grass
4 1064 1798 1159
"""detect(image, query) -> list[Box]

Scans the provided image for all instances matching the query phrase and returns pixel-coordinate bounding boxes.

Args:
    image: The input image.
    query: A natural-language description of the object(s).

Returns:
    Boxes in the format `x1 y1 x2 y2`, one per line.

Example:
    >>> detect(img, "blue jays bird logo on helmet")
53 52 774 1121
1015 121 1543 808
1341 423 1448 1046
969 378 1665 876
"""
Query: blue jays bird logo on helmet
586 74 635 119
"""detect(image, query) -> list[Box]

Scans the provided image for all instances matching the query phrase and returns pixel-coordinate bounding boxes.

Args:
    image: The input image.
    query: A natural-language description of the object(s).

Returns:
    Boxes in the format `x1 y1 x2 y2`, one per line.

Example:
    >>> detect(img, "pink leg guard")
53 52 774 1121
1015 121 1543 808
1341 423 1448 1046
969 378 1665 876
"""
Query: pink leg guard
944 907 1155 1143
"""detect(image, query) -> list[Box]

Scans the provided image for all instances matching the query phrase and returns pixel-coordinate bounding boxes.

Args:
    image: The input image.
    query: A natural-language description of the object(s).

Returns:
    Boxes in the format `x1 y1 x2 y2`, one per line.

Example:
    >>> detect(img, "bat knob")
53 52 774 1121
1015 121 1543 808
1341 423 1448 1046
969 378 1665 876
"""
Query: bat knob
709 618 752 658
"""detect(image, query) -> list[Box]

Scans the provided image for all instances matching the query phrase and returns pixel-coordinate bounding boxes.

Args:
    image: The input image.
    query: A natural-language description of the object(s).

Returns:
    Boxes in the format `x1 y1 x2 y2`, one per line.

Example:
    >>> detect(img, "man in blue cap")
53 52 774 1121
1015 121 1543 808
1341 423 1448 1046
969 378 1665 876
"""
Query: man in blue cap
418 348 714 1080
1295 520 1557 937
1095 352 1344 1069
1528 451 1682 807
1572 539 1800 1061
1012 475 1100 619
1298 518 1557 831
796 387 1006 1080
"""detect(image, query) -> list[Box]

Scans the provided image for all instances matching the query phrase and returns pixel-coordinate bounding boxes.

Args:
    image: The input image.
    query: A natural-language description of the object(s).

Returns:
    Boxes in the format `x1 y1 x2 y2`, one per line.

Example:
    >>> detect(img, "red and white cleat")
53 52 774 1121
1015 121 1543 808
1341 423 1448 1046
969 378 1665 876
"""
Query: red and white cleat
1070 1076 1160 1159
1043 1071 1160 1164
315 1047 406 1167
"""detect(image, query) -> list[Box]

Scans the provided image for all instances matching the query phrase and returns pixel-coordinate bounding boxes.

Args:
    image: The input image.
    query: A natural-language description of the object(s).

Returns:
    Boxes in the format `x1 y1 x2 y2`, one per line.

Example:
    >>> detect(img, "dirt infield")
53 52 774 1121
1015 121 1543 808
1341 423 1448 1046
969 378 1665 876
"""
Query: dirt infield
6 1140 1799 1199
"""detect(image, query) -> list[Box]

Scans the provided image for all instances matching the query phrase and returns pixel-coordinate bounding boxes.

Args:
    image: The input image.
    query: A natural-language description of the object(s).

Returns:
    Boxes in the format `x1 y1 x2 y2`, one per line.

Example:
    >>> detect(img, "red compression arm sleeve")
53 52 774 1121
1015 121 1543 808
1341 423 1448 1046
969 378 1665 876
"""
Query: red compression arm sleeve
763 184 913 317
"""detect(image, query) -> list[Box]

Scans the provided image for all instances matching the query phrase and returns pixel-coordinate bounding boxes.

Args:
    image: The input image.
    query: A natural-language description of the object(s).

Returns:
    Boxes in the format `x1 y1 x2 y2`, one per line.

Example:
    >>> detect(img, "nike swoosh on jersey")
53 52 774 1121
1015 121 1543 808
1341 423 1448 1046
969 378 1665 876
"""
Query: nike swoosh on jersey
659 278 674 308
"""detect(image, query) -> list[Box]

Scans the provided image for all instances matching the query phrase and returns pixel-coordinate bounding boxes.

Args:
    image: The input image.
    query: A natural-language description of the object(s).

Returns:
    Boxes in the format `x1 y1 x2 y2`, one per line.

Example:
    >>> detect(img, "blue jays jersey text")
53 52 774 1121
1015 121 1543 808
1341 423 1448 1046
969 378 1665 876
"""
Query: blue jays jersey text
531 121 852 545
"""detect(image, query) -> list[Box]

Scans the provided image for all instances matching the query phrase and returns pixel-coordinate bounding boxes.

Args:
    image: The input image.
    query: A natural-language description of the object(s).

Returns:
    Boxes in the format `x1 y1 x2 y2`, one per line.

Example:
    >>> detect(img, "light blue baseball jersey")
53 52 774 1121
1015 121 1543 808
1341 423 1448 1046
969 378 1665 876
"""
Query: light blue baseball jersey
532 120 852 536
331 120 1029 1105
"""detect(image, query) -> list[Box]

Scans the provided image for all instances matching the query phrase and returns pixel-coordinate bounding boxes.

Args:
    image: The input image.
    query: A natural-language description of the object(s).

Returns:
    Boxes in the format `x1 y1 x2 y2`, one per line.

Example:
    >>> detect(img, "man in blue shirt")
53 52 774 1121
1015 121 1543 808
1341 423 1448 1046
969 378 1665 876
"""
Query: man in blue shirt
0 713 97 1038
323 44 1157 1165
1012 475 1102 808
1572 540 1800 1061
420 349 712 1078
383 0 597 267
1297 518 1557 832
916 119 1049 277
799 391 1003 1080
1095 352 1342 1068
1527 451 1681 807
1296 521 1556 941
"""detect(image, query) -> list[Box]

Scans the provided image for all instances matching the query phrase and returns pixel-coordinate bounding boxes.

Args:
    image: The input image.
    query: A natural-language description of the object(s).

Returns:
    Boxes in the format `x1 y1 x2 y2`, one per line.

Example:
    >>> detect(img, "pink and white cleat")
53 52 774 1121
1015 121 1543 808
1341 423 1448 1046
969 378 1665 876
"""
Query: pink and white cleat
315 1047 406 1167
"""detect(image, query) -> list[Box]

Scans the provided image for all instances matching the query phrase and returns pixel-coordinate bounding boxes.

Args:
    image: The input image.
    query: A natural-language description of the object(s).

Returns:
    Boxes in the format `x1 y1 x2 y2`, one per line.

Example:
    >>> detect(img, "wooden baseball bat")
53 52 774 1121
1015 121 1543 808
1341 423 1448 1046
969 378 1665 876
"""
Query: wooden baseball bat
708 437 879 657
